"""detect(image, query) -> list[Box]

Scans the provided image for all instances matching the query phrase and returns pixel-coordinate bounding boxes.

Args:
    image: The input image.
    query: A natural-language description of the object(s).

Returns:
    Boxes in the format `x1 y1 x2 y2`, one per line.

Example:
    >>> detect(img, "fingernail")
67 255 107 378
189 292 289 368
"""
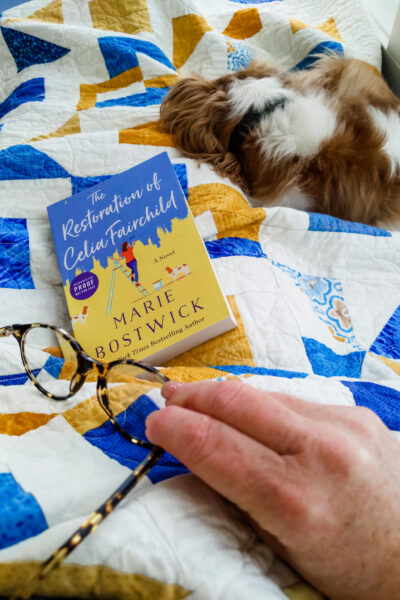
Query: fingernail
162 381 184 403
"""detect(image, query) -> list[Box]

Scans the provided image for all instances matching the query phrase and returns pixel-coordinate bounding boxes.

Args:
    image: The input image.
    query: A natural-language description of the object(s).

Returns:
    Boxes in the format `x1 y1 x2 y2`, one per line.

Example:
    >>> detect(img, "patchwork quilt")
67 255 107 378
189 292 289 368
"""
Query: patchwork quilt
0 0 399 598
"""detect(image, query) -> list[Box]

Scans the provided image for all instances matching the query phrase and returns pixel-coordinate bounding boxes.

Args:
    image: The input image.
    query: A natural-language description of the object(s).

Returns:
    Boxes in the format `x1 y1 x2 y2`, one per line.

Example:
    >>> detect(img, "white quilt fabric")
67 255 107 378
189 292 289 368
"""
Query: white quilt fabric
0 1 399 599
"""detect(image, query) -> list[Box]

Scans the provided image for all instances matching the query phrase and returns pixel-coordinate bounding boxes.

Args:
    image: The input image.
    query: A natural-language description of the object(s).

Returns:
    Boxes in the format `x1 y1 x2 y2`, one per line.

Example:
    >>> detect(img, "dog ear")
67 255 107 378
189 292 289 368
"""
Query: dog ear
159 75 246 189
159 75 227 154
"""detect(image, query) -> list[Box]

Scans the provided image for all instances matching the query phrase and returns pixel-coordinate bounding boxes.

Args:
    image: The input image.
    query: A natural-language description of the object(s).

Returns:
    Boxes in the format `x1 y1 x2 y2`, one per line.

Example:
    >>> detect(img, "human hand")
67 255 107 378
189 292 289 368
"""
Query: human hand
145 380 400 600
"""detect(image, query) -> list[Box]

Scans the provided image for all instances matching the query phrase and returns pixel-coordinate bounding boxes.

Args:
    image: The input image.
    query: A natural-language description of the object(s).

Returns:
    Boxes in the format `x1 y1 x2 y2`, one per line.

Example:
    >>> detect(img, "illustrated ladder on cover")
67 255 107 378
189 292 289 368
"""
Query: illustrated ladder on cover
106 259 149 315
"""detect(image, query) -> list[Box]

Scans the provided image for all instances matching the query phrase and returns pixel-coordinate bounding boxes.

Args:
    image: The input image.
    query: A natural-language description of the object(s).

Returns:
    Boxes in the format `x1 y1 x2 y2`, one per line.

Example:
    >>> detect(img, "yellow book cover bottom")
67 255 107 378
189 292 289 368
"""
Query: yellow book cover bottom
66 215 235 364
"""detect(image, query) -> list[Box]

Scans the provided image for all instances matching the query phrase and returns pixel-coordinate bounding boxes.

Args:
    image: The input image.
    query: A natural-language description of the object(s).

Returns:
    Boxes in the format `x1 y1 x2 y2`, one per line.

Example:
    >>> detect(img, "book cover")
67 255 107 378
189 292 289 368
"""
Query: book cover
47 152 236 364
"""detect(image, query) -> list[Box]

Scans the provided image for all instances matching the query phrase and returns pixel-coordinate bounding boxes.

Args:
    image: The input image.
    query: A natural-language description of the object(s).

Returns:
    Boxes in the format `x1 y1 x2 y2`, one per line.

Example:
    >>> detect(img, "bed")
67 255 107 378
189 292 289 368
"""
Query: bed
0 0 399 598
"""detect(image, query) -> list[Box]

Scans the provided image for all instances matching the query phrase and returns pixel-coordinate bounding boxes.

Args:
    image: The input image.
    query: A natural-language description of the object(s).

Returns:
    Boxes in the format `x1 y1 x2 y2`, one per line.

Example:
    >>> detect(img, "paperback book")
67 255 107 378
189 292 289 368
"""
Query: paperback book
47 152 236 364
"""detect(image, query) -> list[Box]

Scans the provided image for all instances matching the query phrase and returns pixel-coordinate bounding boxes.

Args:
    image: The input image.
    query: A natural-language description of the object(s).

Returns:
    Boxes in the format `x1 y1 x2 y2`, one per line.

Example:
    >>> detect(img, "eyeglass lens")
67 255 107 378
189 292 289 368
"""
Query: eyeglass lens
21 326 164 444
22 326 79 398
105 362 164 441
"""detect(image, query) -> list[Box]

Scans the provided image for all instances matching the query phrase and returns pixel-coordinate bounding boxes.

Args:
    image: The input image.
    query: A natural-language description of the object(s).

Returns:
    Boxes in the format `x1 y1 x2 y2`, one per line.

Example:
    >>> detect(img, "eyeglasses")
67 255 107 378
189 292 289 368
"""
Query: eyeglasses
0 323 169 600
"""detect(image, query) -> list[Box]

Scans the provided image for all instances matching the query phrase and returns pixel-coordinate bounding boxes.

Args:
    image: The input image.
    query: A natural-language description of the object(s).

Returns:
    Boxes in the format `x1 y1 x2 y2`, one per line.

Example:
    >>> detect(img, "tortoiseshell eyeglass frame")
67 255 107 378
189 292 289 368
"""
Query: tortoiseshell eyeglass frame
0 323 169 600
0 322 169 447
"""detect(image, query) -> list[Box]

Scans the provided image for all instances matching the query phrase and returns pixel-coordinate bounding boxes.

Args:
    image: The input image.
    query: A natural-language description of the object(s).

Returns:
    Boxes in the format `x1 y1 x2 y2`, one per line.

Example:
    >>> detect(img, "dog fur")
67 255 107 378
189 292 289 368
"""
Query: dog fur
160 57 400 226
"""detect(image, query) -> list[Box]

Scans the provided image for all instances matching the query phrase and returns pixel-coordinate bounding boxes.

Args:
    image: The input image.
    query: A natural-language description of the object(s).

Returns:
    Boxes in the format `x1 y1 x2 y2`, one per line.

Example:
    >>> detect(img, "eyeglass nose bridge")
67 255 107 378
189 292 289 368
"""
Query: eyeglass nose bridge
67 351 97 395
95 376 155 449
69 371 87 395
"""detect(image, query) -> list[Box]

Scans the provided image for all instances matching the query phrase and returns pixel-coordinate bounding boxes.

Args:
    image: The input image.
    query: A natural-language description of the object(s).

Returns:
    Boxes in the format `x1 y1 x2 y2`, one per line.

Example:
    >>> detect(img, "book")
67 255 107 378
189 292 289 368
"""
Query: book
47 152 237 364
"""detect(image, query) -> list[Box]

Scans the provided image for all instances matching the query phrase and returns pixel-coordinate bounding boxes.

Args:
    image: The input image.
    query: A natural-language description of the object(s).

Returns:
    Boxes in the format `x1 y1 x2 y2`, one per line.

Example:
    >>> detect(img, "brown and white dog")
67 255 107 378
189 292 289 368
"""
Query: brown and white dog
160 56 400 226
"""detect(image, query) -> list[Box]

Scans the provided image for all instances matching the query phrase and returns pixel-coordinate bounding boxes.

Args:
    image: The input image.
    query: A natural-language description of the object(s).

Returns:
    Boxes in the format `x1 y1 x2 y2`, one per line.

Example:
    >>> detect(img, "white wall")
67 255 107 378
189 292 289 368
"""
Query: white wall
361 0 400 63
388 7 400 65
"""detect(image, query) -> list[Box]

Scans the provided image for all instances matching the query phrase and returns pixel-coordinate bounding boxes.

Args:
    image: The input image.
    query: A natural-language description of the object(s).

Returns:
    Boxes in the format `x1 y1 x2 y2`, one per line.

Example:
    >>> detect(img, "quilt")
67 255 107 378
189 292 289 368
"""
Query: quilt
0 0 399 599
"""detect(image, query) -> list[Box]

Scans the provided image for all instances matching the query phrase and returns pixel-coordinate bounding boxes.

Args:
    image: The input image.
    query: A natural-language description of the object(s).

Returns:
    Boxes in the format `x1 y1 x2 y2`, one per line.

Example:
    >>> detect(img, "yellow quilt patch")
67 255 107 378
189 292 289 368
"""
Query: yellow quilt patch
0 412 57 436
4 0 64 25
166 295 255 368
30 113 81 142
119 121 176 147
188 184 266 241
374 354 400 376
77 66 143 111
223 8 262 40
172 14 213 69
290 17 342 42
284 582 325 600
89 0 153 35
1 562 190 599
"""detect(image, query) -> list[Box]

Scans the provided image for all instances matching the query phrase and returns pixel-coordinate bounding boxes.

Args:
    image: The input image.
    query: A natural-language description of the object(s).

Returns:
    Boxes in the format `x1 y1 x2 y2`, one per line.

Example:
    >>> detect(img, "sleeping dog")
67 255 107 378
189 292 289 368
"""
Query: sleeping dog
160 56 400 226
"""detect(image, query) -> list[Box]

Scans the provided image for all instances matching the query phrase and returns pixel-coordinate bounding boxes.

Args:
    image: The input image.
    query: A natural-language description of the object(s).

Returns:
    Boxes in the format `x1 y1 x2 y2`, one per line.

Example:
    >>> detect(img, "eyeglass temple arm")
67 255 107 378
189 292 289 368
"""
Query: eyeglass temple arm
0 326 14 337
10 445 165 600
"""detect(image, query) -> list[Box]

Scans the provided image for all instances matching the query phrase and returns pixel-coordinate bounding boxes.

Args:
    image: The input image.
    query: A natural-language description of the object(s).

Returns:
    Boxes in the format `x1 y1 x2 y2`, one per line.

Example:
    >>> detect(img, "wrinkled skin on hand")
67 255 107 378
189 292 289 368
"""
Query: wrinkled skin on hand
146 380 400 600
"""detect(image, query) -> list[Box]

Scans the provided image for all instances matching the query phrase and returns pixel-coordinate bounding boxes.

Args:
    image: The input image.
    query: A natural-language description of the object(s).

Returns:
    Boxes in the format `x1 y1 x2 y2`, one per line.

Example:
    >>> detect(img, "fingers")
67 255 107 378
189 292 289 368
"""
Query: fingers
161 380 306 455
145 404 289 532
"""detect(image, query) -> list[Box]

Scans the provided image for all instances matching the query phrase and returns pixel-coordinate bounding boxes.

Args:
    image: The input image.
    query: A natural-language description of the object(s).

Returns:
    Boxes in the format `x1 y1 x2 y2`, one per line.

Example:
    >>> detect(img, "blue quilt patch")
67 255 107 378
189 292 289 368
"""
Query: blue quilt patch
273 262 360 348
0 217 34 288
96 87 170 108
227 41 253 71
84 395 189 484
212 365 308 378
0 78 45 120
303 337 365 377
43 354 64 379
71 163 186 199
99 37 175 79
0 145 69 180
0 473 48 550
295 41 344 70
71 174 111 194
1 26 70 72
342 381 400 431
206 237 267 259
308 213 391 236
0 369 40 387
370 305 400 360
0 0 30 16
172 163 188 200
71 164 186 198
